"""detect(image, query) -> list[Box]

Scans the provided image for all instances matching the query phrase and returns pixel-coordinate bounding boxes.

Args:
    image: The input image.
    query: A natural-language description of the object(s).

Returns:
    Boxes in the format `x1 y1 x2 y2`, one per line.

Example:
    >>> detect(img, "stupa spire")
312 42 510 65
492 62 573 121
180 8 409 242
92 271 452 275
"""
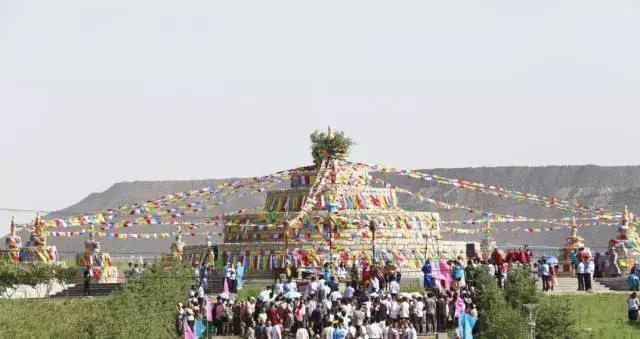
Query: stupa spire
570 216 578 238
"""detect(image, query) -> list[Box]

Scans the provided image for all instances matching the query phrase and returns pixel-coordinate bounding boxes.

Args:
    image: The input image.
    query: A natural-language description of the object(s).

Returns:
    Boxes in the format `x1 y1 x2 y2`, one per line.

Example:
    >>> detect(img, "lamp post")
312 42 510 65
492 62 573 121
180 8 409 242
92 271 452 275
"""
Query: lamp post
523 303 539 339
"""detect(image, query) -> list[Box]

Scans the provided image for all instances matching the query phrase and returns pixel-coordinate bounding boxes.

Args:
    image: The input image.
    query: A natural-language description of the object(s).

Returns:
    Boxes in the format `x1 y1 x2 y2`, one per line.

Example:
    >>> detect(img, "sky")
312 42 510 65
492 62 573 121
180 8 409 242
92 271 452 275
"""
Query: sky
1 1 640 235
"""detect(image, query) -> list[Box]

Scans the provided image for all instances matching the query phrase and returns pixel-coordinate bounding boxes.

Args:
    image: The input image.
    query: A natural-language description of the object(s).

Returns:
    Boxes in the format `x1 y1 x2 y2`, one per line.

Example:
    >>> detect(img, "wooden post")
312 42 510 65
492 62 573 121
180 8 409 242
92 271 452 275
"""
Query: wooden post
424 233 429 261
370 220 377 265
284 221 290 255
328 216 334 264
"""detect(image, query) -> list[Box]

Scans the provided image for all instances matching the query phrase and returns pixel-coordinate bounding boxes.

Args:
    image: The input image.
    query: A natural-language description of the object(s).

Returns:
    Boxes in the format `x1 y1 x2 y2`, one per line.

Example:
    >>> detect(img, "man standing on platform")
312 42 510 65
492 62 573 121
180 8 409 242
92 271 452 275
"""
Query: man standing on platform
540 259 550 292
585 259 594 291
83 266 92 296
577 259 586 291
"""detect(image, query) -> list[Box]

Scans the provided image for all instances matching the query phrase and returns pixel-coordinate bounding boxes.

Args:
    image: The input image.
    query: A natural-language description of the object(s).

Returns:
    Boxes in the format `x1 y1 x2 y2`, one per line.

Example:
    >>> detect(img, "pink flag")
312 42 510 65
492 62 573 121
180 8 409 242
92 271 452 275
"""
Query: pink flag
223 278 229 294
206 296 213 322
437 259 451 290
454 296 466 318
183 320 195 339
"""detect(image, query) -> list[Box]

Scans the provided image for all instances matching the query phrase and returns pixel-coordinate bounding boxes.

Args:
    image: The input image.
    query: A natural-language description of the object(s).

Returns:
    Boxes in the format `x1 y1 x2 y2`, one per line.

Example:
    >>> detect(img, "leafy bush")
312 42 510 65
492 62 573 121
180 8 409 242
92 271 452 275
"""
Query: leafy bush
535 296 578 339
476 303 527 339
0 263 192 338
475 267 577 339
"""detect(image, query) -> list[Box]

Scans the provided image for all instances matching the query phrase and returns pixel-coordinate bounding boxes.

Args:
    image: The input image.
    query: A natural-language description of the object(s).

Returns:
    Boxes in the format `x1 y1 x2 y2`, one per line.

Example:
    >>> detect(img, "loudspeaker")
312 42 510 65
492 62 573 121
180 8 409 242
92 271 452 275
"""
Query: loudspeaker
466 243 476 258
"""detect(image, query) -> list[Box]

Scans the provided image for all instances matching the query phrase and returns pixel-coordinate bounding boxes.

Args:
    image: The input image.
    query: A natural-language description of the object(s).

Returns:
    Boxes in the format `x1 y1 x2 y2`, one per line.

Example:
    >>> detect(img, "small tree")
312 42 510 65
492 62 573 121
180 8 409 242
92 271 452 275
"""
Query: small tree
477 303 528 339
504 266 539 309
310 128 355 163
55 266 78 299
535 297 578 339
0 260 19 298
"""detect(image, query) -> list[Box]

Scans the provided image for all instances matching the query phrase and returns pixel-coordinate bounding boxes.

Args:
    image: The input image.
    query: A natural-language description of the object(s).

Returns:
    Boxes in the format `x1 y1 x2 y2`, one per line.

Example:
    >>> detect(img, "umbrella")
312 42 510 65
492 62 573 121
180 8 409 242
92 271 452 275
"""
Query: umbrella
259 290 272 302
546 256 558 266
284 291 301 299
368 292 379 298
219 292 231 300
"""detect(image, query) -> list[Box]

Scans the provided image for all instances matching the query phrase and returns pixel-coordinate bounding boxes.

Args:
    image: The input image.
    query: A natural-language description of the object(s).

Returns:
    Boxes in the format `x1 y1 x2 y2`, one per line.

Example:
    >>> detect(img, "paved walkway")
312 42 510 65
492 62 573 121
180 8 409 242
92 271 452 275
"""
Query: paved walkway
536 276 620 295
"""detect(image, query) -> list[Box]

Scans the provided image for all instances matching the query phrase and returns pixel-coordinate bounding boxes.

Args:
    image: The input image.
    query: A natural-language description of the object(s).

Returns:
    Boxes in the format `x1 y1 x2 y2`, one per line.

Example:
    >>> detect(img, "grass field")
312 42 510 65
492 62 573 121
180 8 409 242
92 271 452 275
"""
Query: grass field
556 293 640 339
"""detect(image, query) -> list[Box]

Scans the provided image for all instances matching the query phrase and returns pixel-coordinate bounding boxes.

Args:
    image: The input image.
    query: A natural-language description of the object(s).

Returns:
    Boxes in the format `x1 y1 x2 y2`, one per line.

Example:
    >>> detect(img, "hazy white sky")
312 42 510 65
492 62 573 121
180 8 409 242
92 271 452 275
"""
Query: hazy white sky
1 0 640 229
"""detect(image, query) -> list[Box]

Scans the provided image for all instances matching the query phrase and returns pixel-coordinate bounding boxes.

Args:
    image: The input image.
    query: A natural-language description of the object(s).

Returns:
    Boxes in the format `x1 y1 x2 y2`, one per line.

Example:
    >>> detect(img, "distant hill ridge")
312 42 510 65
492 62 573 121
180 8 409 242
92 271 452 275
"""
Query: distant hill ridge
20 165 640 257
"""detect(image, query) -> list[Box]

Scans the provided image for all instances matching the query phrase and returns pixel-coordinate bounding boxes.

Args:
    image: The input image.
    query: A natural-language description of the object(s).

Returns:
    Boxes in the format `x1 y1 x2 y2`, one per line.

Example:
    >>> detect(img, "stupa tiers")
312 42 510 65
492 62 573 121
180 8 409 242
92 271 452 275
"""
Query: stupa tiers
558 217 590 271
20 213 58 262
4 217 22 262
184 128 472 273
170 226 186 261
78 225 116 282
479 221 496 261
610 206 640 272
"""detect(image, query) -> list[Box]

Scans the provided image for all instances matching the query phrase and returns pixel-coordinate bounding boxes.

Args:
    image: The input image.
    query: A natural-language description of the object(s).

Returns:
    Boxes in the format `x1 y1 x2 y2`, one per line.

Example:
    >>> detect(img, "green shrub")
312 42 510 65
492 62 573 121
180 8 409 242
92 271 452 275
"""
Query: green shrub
504 266 539 309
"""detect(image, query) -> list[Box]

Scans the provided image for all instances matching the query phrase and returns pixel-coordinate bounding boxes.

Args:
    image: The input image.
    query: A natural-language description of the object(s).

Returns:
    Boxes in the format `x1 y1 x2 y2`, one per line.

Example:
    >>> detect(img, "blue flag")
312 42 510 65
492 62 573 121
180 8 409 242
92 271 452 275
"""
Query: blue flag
458 313 477 339
194 319 205 339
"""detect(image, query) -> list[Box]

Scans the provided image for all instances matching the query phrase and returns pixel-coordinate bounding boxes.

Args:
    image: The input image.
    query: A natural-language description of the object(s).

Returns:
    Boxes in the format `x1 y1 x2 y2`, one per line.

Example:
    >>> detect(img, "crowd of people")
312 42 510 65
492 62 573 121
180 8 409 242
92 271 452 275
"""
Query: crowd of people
176 258 481 339
173 244 640 337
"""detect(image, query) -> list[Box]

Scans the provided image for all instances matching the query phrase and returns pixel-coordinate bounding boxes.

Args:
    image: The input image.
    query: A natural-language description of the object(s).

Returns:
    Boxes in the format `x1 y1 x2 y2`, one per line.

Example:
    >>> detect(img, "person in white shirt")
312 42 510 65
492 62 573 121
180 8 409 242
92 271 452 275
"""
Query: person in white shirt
197 284 205 307
270 322 282 339
368 276 380 295
265 321 273 339
389 299 399 321
364 299 372 321
321 323 334 339
413 297 425 333
628 292 639 321
366 322 382 339
322 298 332 314
305 276 319 299
321 283 331 301
274 279 284 296
331 290 342 303
540 260 550 292
399 298 410 320
585 260 595 291
381 296 392 318
389 279 400 297
407 322 417 339
295 326 310 339
577 260 586 291
487 263 496 277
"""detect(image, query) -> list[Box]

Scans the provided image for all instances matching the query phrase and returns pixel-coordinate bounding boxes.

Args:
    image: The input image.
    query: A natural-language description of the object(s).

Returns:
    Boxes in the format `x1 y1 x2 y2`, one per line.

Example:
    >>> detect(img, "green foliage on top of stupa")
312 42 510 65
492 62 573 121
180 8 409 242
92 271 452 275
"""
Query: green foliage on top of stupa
310 127 355 162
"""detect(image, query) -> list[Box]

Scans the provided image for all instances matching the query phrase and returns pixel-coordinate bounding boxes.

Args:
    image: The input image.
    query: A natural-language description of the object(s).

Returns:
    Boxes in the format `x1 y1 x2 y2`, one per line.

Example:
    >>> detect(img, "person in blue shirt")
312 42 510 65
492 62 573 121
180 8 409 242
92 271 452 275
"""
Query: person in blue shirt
452 262 464 288
333 321 346 339
323 262 332 282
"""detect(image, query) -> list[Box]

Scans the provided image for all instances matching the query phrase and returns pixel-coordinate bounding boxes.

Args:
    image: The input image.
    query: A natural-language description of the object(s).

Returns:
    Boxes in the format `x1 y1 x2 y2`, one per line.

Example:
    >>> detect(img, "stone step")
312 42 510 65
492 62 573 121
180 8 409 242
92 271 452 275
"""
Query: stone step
595 277 631 291
535 277 613 294
50 283 124 298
